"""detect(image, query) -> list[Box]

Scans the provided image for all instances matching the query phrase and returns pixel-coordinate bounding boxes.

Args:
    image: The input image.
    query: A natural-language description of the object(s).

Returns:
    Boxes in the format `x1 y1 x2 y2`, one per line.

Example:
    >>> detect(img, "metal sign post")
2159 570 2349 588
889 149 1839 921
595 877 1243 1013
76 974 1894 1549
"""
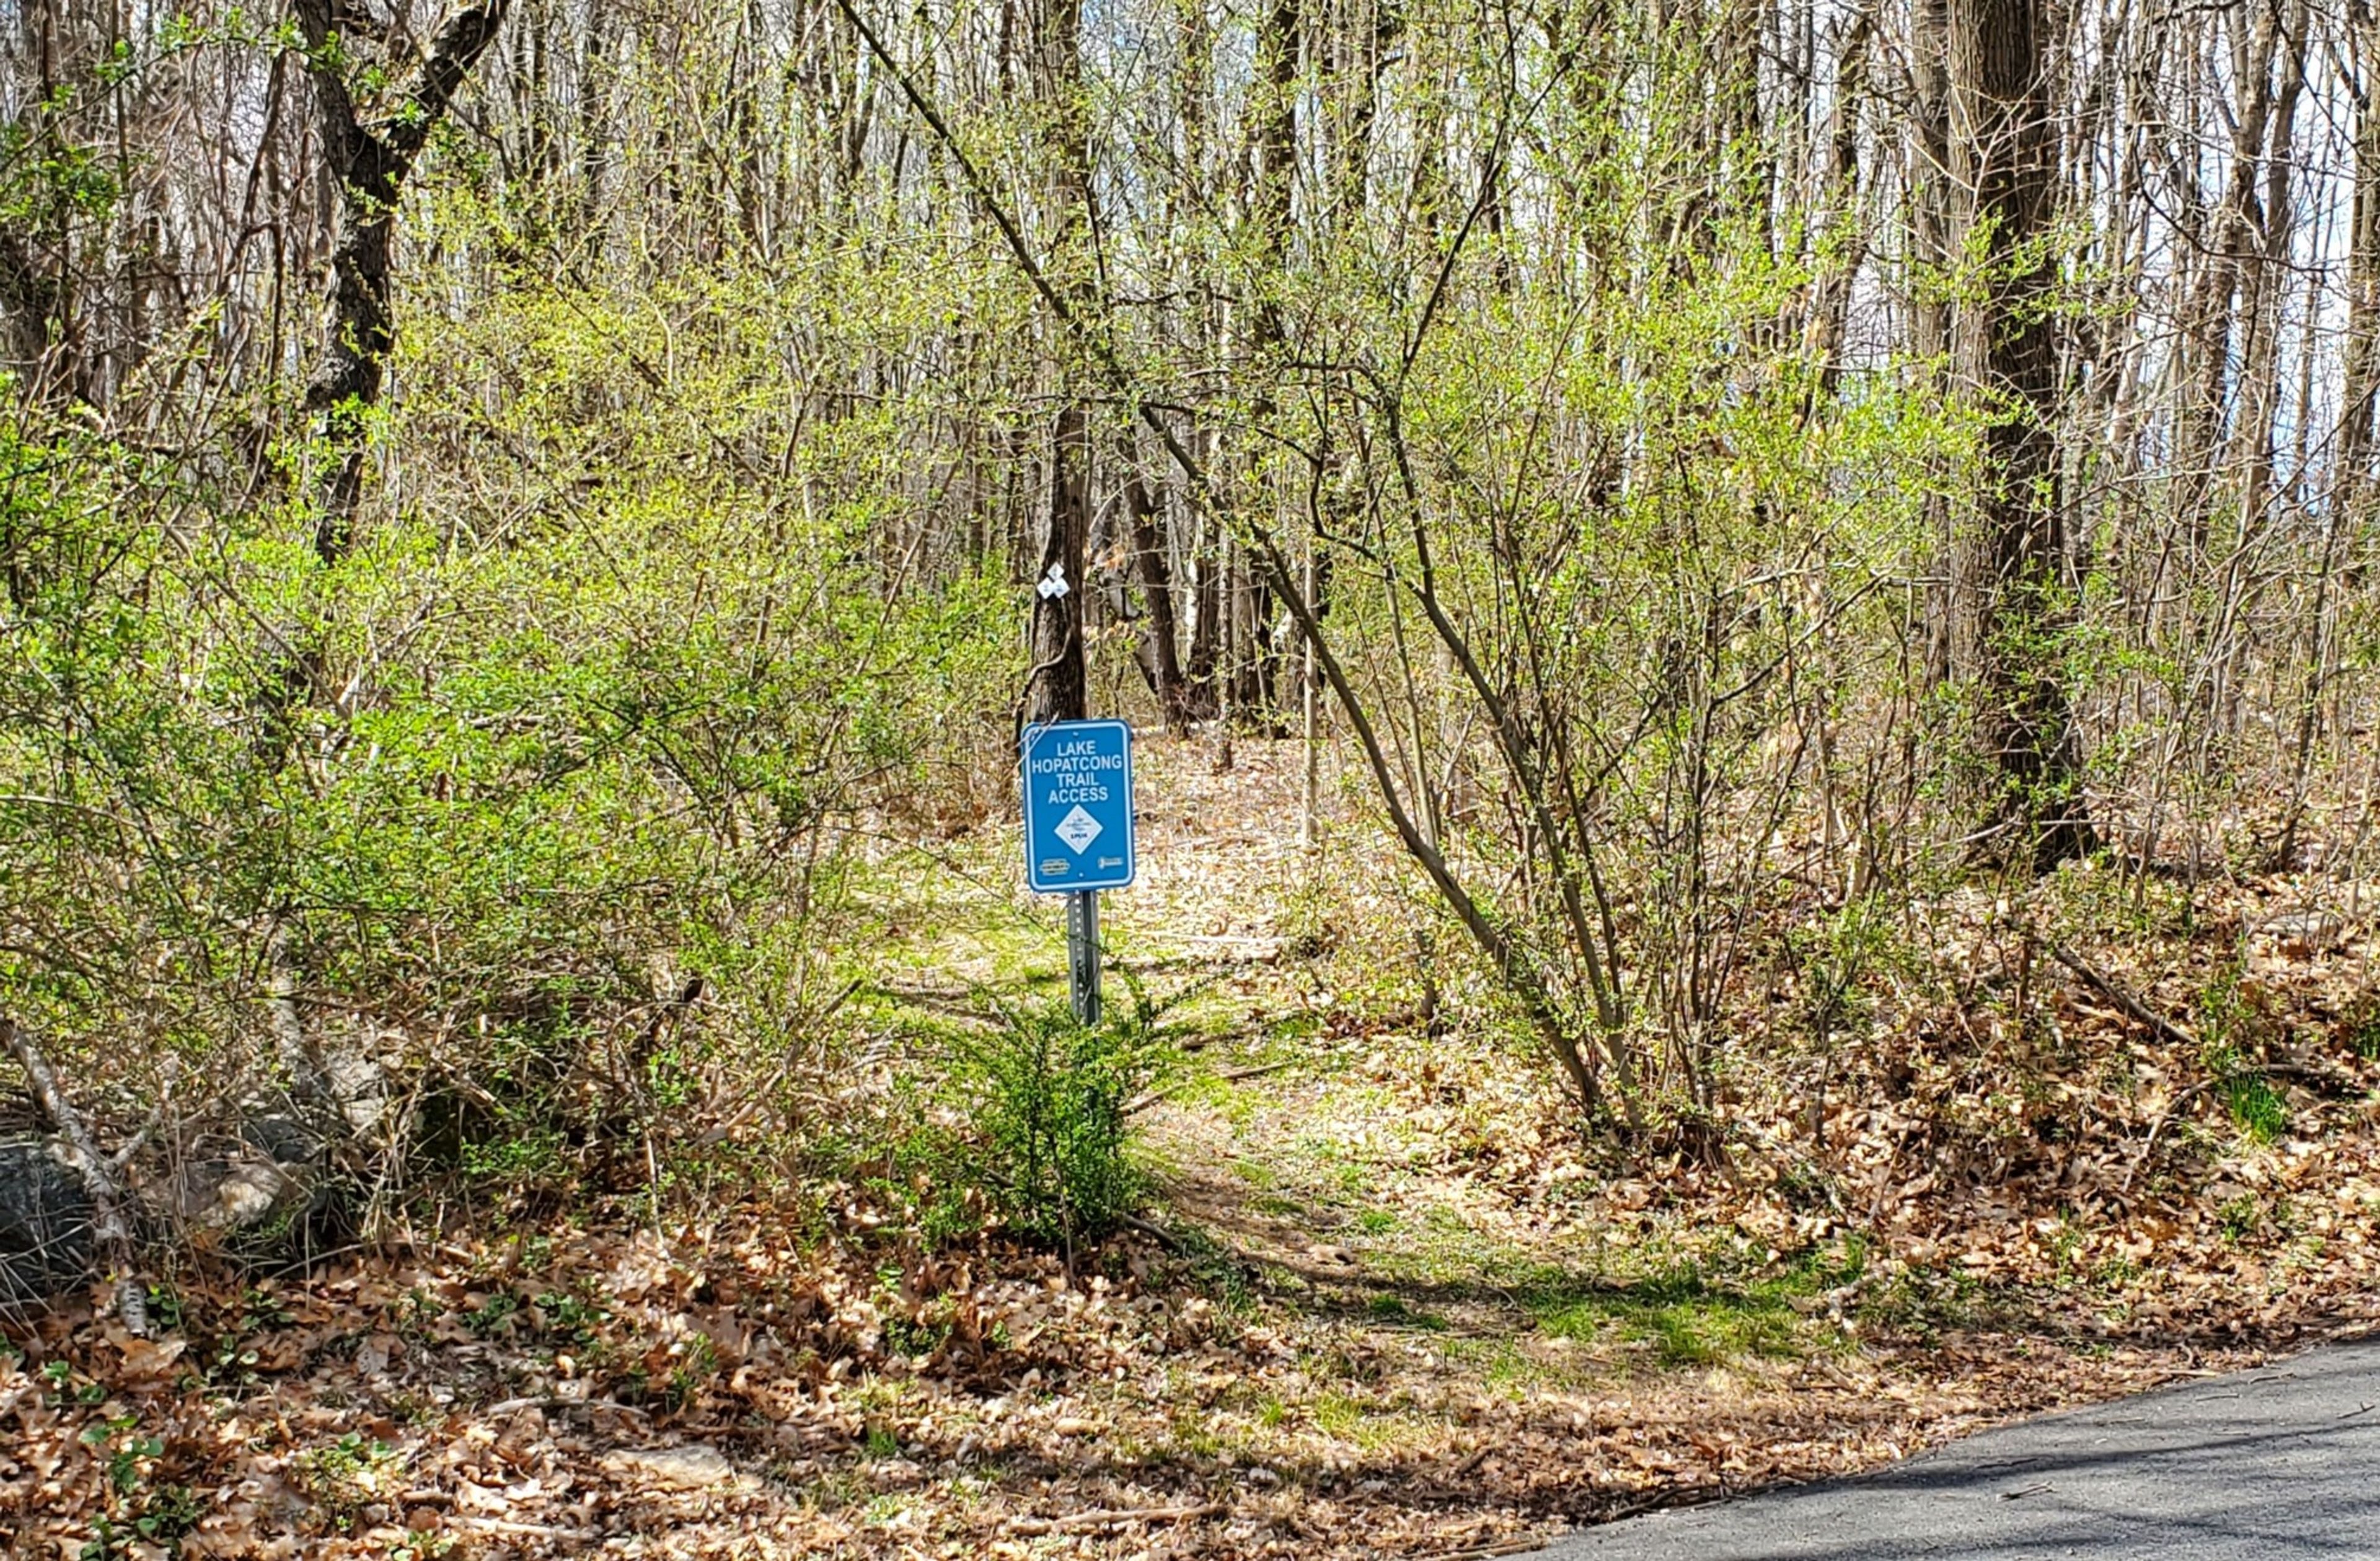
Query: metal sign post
1066 890 1101 1026
1021 719 1135 1026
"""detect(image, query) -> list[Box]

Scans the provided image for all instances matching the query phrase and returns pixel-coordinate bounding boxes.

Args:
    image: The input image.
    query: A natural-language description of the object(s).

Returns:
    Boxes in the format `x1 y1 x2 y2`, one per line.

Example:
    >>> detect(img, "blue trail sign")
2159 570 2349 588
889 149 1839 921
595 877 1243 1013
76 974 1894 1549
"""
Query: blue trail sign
1021 719 1136 894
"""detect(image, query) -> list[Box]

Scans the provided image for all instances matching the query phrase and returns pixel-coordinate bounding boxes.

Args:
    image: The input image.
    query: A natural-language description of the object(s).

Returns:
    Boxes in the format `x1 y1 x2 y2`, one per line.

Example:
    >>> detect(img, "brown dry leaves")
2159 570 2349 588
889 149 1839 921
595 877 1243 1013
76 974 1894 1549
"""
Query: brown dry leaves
7 740 2380 1557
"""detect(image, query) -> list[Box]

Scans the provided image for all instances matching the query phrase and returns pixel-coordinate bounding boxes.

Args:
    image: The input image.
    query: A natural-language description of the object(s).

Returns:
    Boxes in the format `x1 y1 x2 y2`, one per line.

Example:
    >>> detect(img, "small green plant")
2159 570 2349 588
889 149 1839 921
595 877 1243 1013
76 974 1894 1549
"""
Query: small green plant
76 1411 200 1560
141 1283 186 1332
2344 994 2380 1062
1168 1223 1256 1314
1525 1243 1867 1366
199 1285 298 1386
1784 895 1895 1146
937 995 1166 1249
296 1433 405 1531
458 1127 568 1185
664 1332 720 1409
43 1359 105 1406
2219 1193 2263 1242
1312 1390 1363 1437
2038 1215 2094 1288
533 1288 610 1349
464 1291 522 1337
2092 1249 2141 1288
2197 964 2288 1143
2198 959 2251 1050
878 1272 958 1358
1364 1293 1448 1330
2222 1073 2288 1144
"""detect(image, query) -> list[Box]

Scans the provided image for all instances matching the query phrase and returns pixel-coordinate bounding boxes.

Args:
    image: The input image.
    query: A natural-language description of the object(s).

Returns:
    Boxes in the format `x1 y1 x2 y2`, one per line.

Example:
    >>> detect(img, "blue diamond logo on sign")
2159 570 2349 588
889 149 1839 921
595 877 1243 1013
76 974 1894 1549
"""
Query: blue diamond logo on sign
1021 719 1136 893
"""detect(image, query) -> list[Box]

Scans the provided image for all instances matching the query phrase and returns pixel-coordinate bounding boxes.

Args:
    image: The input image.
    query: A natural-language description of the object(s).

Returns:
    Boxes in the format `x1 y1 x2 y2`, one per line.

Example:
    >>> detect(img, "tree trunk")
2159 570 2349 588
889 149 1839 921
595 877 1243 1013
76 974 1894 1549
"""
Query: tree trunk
1122 436 1189 730
1911 0 1959 687
1025 0 1094 727
1028 404 1091 726
1804 3 1874 412
1952 0 2094 867
294 0 511 566
2171 2 2288 562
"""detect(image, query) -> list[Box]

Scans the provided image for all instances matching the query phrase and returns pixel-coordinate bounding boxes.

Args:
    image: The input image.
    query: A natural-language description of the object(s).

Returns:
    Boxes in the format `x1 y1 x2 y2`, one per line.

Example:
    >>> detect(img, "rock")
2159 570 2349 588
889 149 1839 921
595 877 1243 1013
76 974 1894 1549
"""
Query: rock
211 1161 308 1230
0 1136 95 1304
240 1114 325 1166
599 1443 749 1490
167 1155 317 1236
2255 910 2350 953
325 1046 392 1135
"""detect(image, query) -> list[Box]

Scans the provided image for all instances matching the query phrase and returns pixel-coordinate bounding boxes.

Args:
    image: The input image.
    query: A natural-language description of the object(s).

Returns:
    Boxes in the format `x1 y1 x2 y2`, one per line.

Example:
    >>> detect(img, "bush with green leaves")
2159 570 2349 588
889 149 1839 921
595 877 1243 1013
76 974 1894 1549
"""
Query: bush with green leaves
0 257 1022 1220
935 998 1167 1251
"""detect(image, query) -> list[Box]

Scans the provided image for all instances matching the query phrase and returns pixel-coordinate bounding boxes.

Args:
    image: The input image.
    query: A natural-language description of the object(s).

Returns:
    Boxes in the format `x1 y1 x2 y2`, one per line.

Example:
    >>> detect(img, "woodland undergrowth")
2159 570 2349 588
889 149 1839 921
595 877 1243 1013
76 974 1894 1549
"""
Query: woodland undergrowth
4 743 2378 1558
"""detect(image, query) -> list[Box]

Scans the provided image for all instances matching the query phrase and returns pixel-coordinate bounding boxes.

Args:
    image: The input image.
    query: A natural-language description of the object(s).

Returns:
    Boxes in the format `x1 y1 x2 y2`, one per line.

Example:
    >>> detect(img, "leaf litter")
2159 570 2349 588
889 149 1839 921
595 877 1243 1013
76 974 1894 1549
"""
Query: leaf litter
7 736 2380 1556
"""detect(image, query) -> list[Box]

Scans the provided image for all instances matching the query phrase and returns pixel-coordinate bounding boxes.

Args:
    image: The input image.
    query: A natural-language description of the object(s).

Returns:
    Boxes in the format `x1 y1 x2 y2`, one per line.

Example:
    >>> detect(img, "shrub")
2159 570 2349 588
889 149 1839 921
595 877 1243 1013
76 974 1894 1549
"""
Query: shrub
939 998 1166 1250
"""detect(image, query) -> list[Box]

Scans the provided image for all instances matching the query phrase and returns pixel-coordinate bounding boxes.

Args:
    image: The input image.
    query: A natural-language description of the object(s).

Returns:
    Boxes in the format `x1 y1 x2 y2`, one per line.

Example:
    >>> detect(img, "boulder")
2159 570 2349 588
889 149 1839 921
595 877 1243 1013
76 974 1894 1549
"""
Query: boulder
240 1113 326 1167
167 1156 317 1236
0 1136 94 1304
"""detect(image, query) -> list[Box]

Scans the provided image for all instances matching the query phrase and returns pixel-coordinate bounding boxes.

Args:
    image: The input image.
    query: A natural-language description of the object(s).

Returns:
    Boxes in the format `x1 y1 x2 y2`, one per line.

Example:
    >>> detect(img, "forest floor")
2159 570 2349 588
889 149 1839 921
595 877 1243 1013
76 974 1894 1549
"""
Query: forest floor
7 737 2380 1557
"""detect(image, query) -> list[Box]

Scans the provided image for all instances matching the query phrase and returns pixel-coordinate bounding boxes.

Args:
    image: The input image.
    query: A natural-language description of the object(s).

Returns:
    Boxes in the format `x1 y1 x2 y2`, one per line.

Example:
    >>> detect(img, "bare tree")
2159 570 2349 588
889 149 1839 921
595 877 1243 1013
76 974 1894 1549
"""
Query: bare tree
291 0 511 565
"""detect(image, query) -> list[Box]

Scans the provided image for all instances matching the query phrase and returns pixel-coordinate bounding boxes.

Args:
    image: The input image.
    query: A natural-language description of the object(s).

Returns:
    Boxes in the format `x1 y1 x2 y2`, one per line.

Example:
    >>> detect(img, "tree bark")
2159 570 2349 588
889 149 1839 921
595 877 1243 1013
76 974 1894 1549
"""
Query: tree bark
1122 436 1189 730
293 0 512 566
1804 2 1874 411
1233 0 1299 726
1951 0 2094 867
4 1016 145 1334
2169 0 2286 558
1023 0 1095 727
1028 403 1091 724
1911 0 1960 687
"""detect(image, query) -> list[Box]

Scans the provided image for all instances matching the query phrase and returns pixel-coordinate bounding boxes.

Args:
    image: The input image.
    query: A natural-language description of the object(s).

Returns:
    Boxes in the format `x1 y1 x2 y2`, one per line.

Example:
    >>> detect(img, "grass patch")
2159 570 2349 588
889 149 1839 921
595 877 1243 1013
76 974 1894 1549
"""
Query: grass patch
1364 1293 1448 1330
1312 1390 1363 1438
1520 1244 1865 1369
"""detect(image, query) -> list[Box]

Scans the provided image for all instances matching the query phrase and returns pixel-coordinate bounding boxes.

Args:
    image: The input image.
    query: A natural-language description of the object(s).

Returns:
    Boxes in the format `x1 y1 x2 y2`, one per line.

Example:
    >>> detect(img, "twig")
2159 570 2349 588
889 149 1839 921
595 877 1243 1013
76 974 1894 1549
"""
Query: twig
1414 1538 1561 1561
1450 1443 1495 1477
2 1016 147 1334
452 1516 599 1541
2049 944 2197 1049
1123 1060 1297 1115
2053 944 2362 1189
2123 1080 2217 1194
1003 1502 1224 1534
483 1395 651 1418
1119 1214 1189 1252
708 978 863 1139
2260 1059 2363 1093
266 921 337 1115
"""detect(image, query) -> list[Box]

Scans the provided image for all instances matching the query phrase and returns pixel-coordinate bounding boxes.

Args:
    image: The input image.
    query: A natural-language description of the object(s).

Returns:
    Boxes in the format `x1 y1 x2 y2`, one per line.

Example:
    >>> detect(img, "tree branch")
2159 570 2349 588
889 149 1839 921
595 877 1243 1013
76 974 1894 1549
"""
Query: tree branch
384 0 513 176
2 1016 146 1332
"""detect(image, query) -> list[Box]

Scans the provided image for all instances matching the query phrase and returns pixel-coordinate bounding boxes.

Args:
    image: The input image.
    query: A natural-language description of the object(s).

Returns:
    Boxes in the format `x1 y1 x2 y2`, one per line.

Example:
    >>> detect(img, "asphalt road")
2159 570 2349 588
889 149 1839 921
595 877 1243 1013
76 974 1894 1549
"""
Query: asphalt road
1535 1343 2380 1559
